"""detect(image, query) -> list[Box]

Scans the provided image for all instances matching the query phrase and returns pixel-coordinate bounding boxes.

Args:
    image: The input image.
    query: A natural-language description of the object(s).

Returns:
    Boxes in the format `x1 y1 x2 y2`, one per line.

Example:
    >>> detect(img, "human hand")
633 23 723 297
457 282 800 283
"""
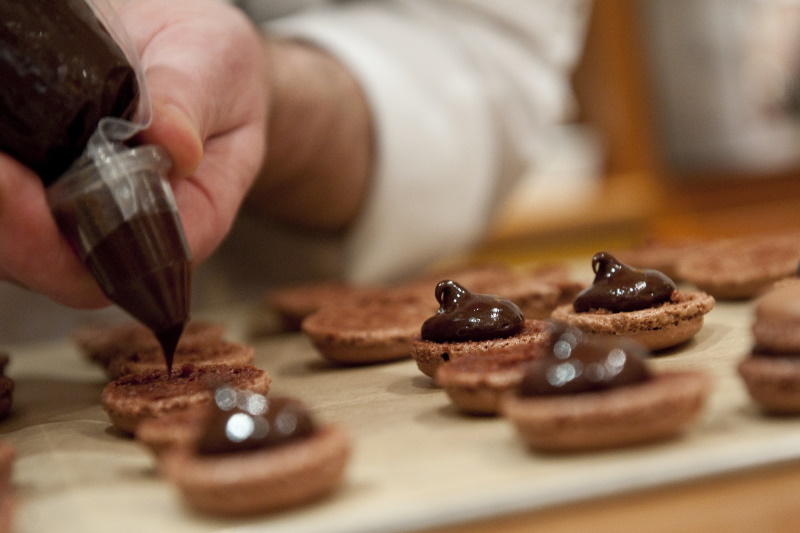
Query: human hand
122 0 269 265
0 0 268 309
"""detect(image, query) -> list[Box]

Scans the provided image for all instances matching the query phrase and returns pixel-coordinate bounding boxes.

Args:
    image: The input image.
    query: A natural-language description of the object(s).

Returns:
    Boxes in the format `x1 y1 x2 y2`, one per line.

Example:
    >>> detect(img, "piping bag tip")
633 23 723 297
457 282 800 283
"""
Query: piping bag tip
47 120 193 374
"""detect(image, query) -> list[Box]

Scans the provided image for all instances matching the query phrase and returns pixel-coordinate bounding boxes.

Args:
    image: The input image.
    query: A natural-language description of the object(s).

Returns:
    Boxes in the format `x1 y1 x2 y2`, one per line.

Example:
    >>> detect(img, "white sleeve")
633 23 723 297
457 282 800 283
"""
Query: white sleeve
260 1 591 283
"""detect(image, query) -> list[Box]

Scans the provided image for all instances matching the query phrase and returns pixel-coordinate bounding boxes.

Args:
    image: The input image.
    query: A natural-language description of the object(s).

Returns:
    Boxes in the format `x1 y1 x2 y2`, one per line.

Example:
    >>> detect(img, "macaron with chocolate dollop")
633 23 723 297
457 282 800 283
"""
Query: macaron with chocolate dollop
551 252 715 351
738 284 800 414
410 280 549 378
160 387 350 516
502 323 710 452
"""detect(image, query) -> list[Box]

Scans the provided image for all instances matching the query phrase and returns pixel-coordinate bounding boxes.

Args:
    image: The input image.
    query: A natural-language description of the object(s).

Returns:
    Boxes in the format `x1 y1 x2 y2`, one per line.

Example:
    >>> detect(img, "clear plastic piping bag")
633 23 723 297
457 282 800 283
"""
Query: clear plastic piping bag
46 0 191 266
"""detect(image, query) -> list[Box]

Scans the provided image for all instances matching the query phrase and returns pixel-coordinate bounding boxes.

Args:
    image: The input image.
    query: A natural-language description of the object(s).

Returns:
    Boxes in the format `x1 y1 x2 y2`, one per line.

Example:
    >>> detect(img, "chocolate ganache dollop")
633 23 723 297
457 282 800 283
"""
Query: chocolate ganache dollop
196 388 316 455
573 252 677 313
518 323 651 396
421 280 524 343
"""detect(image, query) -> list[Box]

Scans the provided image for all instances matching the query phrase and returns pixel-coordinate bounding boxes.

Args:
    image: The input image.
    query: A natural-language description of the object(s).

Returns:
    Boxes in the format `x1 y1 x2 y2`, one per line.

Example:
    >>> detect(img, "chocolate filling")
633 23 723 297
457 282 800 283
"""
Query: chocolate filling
519 323 651 396
197 393 316 455
421 280 524 343
573 252 676 313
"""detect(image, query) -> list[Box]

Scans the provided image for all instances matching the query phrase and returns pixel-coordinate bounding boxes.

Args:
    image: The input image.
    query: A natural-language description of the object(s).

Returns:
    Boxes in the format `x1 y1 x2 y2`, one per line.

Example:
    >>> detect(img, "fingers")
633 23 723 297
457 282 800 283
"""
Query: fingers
171 119 267 264
0 154 108 308
120 0 268 264
0 0 270 310
136 58 265 265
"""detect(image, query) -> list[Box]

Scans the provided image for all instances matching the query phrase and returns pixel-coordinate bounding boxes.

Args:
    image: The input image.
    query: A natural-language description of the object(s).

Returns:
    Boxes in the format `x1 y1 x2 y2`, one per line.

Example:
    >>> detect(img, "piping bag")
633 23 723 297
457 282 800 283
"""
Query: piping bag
0 0 192 371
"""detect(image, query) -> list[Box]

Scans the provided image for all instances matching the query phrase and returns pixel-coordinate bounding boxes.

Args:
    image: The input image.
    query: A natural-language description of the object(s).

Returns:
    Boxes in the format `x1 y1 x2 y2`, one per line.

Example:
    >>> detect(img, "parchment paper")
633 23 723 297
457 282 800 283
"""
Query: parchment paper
4 299 800 533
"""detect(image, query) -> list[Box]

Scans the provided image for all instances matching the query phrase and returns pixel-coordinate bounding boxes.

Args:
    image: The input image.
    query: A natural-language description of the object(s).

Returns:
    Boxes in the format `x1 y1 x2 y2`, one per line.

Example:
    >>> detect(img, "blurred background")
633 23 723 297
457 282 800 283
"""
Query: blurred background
477 0 800 265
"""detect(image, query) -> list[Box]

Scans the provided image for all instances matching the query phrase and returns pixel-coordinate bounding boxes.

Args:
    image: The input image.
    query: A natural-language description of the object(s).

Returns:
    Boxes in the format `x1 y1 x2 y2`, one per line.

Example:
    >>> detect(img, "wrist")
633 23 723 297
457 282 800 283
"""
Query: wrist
247 37 373 231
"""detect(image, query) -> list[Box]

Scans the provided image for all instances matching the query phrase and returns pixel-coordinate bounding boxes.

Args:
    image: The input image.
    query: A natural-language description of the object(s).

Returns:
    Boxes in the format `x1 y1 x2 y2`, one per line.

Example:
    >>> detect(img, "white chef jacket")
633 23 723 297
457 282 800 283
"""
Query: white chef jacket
223 0 590 284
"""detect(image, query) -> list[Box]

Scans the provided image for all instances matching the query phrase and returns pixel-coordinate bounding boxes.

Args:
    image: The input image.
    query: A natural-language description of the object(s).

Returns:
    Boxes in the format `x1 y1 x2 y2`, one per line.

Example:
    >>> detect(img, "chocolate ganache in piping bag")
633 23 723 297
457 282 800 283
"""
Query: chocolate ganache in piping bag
0 0 192 371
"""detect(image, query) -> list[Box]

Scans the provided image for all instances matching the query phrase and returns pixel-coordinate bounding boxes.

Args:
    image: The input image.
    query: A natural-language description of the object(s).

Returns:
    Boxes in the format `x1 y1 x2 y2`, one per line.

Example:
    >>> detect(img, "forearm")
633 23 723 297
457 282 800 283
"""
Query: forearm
245 37 373 232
